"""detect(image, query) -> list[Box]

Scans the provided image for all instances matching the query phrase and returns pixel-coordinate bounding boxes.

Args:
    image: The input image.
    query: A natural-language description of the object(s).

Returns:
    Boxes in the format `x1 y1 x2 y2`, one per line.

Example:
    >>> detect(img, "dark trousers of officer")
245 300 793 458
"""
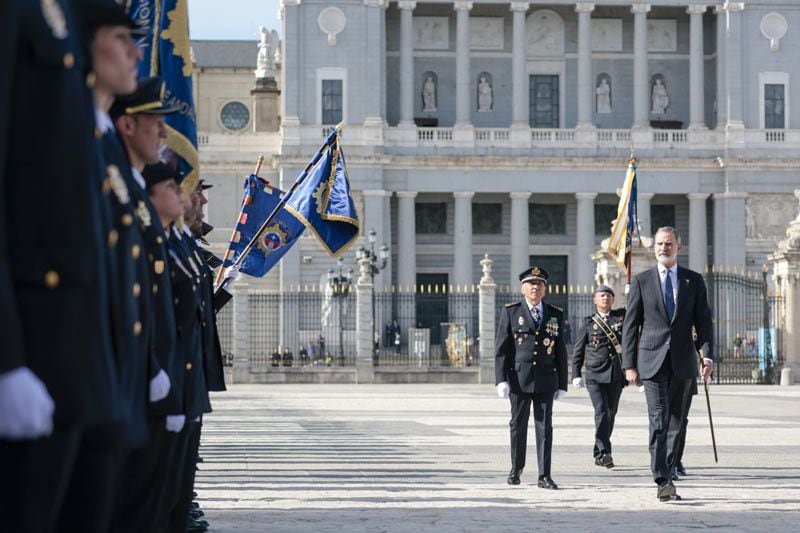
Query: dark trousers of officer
586 381 623 458
169 419 202 532
509 391 553 478
110 417 176 533
0 427 83 532
57 423 125 532
642 353 692 485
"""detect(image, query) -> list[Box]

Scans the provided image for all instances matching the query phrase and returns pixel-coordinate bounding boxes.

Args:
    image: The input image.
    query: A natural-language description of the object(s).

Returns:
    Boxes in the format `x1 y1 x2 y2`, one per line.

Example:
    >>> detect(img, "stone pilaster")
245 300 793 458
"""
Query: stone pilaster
688 193 710 272
454 1 473 127
355 258 375 383
510 2 530 128
688 5 707 129
398 1 416 127
510 192 531 290
576 192 597 286
453 191 475 287
478 255 497 384
631 3 651 128
576 3 596 129
231 281 250 384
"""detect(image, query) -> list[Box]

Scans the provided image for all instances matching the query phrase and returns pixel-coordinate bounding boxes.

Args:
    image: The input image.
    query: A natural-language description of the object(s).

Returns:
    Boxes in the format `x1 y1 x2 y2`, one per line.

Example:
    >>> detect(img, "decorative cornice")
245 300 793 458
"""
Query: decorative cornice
631 4 651 14
509 2 530 13
575 3 596 14
453 1 473 12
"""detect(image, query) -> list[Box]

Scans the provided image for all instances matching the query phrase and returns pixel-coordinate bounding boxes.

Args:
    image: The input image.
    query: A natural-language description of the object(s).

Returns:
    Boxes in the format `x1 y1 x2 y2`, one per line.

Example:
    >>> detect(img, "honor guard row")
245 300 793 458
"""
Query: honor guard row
0 1 227 531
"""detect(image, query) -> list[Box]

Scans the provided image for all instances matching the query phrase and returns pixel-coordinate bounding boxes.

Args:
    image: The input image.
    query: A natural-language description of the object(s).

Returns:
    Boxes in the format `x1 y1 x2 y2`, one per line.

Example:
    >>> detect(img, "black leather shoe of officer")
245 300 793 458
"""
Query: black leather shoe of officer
657 482 676 501
594 456 603 466
537 476 558 489
507 469 521 485
671 471 680 481
676 463 687 476
186 521 208 533
190 508 205 519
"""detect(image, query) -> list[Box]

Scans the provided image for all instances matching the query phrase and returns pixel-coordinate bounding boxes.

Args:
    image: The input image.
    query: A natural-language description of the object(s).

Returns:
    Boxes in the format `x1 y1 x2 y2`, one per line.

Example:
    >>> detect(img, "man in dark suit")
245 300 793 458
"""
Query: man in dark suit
622 226 713 501
495 267 568 489
572 285 625 469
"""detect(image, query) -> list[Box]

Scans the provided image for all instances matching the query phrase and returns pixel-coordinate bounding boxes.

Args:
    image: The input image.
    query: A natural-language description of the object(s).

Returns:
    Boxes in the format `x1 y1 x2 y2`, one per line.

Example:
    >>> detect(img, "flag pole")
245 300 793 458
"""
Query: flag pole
214 155 265 286
214 123 344 295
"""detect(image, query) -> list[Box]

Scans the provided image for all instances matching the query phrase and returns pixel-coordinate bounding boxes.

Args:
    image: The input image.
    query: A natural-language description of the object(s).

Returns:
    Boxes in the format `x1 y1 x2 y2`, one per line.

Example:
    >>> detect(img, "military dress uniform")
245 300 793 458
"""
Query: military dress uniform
572 286 625 467
495 267 568 488
0 1 123 530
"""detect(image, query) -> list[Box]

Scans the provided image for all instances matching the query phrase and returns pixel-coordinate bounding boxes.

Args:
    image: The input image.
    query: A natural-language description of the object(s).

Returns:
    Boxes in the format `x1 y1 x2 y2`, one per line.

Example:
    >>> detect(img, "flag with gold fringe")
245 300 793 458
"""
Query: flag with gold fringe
606 158 638 272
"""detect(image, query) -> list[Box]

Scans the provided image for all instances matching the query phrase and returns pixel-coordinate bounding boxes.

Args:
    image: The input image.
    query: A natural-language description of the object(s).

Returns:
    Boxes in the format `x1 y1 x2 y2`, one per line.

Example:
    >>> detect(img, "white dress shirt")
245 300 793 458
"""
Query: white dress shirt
657 264 678 312
527 301 543 324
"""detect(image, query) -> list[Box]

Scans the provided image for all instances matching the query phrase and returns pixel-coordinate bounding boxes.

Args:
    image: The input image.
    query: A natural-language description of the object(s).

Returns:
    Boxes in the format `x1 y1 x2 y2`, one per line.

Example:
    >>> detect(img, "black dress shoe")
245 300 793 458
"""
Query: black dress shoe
190 508 205 519
676 464 687 476
537 477 558 490
599 454 614 468
671 471 680 481
191 501 200 509
507 470 521 485
594 456 603 466
186 521 208 533
657 482 676 501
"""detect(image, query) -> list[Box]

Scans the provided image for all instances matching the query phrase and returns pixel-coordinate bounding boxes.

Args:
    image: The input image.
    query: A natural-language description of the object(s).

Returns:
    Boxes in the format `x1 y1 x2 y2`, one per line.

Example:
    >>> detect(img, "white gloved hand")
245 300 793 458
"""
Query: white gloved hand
149 369 171 403
165 414 186 433
223 263 241 281
624 284 631 295
638 385 645 393
572 377 584 389
554 389 567 401
0 367 55 440
496 382 510 399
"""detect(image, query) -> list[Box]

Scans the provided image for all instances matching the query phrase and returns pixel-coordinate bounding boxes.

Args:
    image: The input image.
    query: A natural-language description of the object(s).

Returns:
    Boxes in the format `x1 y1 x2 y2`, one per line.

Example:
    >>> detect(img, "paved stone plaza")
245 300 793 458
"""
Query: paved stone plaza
197 384 800 532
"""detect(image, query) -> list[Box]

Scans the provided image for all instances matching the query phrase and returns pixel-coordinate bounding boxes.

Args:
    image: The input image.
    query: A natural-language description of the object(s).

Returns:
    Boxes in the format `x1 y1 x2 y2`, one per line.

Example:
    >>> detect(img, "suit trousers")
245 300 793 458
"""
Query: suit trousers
642 355 692 484
0 426 82 533
586 380 623 458
110 417 176 533
509 391 553 478
169 419 202 532
669 390 694 471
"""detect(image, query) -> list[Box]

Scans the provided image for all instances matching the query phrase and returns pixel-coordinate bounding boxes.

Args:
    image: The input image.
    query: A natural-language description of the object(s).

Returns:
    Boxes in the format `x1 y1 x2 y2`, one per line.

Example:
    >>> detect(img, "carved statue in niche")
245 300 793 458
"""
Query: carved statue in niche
422 75 437 112
477 75 492 112
596 77 612 114
651 78 669 115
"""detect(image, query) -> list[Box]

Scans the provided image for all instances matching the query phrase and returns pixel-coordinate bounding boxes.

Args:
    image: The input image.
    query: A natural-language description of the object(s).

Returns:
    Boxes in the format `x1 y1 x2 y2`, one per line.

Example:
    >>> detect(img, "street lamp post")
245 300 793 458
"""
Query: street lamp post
355 229 389 359
328 258 353 363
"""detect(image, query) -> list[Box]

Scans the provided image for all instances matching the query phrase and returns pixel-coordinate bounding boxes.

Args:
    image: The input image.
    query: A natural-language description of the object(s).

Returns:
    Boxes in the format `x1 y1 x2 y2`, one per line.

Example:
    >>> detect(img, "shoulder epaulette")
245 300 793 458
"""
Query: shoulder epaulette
505 301 521 308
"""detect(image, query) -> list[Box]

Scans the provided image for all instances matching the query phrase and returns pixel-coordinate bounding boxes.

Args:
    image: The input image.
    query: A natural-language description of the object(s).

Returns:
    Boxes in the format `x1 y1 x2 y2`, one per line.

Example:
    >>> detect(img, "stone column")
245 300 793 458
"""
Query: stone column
355 258 375 383
576 3 596 129
637 192 653 238
279 0 302 140
725 2 745 130
714 4 727 129
631 3 651 129
363 0 387 132
363 189 392 290
688 5 707 129
453 192 475 288
510 192 531 289
231 281 250 384
688 193 710 273
454 1 473 126
713 191 748 268
575 192 597 286
478 255 497 384
396 191 417 290
510 2 530 127
398 1 416 127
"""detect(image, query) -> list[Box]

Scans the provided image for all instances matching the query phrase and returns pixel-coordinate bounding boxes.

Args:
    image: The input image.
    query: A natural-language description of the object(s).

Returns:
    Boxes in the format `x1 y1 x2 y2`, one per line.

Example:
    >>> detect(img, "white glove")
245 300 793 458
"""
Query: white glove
572 377 584 389
638 385 645 393
223 263 240 281
0 367 55 440
554 389 567 401
166 414 186 433
149 369 171 403
496 382 510 399
624 284 631 295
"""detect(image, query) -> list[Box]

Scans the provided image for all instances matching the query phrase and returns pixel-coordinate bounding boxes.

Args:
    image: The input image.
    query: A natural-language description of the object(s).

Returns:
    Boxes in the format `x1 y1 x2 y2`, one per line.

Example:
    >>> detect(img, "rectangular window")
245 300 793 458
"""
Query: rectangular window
529 75 559 128
764 83 785 129
415 203 447 234
529 204 566 235
322 79 343 125
651 205 676 235
594 204 618 236
472 204 502 234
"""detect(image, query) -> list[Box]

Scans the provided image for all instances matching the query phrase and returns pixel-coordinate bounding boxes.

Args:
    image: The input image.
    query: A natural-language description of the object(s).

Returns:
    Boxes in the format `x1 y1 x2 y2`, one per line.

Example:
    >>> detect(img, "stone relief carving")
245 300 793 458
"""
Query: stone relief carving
526 10 564 56
596 75 612 114
422 72 437 112
647 20 677 52
591 19 622 52
760 12 788 52
477 73 492 112
413 16 449 50
651 76 669 115
317 7 347 46
469 17 504 50
747 193 800 241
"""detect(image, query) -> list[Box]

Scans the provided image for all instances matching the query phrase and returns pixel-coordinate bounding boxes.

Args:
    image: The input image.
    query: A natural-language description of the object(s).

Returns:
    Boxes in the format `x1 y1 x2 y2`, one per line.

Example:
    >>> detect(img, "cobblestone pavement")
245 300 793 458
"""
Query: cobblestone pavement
196 384 800 532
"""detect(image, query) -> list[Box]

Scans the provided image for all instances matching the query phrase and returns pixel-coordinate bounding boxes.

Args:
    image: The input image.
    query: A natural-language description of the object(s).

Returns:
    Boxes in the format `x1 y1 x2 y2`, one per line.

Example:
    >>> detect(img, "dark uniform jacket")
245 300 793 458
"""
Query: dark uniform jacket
185 236 226 392
572 308 626 384
98 130 151 445
126 179 183 416
0 0 121 428
495 301 568 395
622 266 713 380
168 228 211 419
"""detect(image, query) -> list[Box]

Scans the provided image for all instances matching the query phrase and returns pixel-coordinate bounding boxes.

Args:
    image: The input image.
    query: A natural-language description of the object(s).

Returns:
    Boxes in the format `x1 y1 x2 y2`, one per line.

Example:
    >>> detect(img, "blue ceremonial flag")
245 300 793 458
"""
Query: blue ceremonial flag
222 175 304 278
607 158 638 271
284 130 360 256
128 0 199 189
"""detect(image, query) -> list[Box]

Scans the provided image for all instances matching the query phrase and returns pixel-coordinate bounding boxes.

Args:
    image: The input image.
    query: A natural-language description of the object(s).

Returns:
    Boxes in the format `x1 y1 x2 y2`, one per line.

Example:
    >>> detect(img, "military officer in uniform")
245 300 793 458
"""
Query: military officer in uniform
572 285 626 469
495 267 568 489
